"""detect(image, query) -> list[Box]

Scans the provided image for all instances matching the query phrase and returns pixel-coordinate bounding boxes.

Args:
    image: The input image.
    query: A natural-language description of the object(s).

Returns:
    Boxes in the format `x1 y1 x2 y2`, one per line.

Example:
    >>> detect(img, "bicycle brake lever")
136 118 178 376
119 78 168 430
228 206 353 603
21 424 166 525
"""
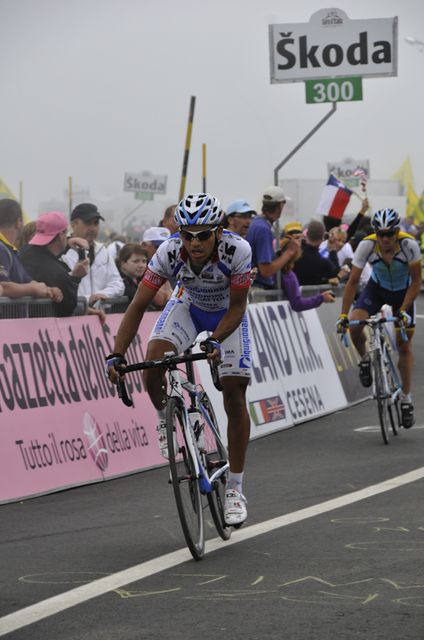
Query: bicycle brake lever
117 379 133 407
341 332 349 348
399 325 409 343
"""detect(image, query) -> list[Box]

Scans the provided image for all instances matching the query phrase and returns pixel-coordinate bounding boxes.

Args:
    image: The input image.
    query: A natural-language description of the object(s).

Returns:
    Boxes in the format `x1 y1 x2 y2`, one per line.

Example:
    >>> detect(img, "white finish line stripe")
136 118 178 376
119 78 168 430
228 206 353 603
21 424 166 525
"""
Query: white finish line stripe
2 466 424 636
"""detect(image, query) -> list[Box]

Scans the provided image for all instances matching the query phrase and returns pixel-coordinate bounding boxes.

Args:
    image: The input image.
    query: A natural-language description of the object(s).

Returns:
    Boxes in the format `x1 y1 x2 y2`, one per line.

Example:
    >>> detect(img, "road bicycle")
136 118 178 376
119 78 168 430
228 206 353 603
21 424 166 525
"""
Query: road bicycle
116 349 231 560
343 314 406 445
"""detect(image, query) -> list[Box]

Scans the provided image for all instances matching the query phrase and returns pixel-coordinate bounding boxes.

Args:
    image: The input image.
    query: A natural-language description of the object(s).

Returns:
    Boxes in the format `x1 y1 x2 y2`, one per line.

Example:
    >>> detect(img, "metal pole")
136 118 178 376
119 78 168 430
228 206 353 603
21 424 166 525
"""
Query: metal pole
68 176 73 216
272 102 337 291
18 181 23 207
179 96 196 201
273 102 337 186
202 143 207 192
121 200 146 233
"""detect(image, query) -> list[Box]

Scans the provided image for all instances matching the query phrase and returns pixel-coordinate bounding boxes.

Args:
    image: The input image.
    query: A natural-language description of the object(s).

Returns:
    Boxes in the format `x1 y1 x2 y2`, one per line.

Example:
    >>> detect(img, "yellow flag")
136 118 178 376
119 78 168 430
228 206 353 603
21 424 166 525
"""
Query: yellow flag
406 185 419 219
413 190 424 225
391 157 414 191
0 178 29 223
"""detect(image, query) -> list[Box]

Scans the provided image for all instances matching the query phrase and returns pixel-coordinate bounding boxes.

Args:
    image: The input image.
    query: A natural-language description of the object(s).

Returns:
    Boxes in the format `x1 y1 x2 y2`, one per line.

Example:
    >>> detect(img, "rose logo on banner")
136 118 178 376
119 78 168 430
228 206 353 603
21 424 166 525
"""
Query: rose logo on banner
83 413 109 472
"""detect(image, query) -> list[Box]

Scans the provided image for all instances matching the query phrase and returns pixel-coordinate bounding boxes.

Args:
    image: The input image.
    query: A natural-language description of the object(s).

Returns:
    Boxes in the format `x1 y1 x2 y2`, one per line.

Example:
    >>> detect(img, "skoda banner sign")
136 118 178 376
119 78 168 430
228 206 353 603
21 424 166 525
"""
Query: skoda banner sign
269 8 398 83
123 171 167 195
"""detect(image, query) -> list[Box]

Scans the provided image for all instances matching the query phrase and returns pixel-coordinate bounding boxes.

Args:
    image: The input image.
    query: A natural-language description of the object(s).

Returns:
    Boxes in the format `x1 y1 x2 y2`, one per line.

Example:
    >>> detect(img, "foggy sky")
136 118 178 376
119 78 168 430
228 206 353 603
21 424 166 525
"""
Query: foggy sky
1 0 423 227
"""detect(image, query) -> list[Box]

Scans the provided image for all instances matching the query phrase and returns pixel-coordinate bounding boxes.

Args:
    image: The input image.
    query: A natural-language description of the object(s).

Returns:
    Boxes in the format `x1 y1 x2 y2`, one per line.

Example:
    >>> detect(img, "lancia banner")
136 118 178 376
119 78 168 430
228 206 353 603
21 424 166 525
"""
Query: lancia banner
269 8 398 83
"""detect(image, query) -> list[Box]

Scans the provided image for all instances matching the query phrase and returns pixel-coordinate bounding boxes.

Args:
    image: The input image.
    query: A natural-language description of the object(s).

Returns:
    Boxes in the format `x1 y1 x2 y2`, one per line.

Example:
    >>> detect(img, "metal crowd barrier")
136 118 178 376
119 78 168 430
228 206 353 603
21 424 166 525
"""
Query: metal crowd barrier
248 284 343 304
0 295 132 319
0 296 88 319
97 296 130 314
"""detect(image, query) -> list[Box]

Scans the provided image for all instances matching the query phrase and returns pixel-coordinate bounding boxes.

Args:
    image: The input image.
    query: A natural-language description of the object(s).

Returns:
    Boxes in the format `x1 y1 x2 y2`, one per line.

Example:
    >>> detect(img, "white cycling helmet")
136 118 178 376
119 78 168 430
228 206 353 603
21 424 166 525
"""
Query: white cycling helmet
371 208 401 231
174 193 224 227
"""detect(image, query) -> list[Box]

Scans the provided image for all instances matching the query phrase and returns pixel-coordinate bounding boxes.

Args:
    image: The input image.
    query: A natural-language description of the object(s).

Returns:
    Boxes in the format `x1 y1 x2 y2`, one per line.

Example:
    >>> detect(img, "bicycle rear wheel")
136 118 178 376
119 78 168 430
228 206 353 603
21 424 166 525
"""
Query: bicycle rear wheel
374 354 390 445
198 392 231 541
166 397 204 560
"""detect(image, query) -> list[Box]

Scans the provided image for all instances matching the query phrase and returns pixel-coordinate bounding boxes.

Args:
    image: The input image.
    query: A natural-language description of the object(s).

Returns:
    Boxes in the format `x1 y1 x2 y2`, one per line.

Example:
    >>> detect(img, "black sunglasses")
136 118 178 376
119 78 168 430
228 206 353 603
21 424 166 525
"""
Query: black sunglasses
376 229 397 238
180 227 217 242
231 212 255 219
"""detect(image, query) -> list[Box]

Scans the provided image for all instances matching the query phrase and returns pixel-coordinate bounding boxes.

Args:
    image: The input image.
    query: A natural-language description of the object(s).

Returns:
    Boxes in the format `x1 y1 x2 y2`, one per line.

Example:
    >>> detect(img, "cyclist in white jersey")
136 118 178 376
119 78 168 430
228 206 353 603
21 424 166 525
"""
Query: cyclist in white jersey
337 208 422 428
107 194 252 525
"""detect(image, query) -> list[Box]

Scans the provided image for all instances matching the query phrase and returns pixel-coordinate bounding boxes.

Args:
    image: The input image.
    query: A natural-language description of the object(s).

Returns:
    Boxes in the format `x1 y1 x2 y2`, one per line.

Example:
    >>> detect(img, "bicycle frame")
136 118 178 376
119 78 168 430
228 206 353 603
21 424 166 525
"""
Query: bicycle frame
346 314 405 444
370 322 399 404
167 359 229 493
349 315 403 405
119 350 228 492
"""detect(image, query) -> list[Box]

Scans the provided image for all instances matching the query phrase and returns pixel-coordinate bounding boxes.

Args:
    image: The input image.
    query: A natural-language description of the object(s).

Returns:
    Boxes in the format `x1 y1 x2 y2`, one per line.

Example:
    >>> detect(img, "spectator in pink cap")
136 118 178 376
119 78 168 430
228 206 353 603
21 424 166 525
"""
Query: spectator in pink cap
20 211 89 316
0 199 63 302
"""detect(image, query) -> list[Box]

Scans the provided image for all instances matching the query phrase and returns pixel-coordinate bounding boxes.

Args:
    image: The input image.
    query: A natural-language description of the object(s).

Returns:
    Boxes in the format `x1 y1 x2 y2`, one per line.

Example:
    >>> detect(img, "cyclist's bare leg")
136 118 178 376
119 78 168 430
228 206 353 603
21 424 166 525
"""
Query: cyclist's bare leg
396 329 414 395
349 308 369 357
143 339 177 410
221 376 250 473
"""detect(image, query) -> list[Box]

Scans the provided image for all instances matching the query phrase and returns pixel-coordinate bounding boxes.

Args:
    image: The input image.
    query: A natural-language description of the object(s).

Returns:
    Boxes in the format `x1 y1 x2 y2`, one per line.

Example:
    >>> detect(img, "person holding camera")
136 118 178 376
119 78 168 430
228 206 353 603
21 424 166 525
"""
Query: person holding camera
62 203 124 311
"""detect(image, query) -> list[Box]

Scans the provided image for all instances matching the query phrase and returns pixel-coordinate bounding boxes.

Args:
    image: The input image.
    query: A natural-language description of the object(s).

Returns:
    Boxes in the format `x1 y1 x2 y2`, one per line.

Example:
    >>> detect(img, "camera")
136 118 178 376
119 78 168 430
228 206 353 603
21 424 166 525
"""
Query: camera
77 247 87 261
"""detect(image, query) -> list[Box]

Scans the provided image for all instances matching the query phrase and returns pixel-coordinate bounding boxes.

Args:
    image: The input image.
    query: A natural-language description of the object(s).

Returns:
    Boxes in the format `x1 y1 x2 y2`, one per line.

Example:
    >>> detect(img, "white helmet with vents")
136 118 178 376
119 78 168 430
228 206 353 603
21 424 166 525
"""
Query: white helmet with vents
174 193 224 227
371 208 401 231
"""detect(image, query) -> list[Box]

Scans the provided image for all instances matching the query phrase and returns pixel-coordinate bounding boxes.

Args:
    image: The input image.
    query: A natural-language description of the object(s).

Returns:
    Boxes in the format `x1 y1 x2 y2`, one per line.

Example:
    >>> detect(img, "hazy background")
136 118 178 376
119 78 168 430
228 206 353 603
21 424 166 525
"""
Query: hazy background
1 0 423 229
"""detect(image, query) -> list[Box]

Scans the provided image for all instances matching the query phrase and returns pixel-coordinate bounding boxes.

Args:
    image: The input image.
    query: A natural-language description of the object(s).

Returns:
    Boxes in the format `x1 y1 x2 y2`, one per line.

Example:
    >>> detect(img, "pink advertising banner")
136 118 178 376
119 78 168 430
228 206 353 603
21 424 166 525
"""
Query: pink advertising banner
0 312 164 503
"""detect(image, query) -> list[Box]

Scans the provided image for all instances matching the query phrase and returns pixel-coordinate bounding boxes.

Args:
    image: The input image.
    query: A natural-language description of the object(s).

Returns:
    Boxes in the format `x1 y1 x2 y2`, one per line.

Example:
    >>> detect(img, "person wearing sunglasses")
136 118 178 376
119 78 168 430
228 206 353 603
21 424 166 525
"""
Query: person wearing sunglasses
107 193 252 526
336 208 422 428
224 199 256 238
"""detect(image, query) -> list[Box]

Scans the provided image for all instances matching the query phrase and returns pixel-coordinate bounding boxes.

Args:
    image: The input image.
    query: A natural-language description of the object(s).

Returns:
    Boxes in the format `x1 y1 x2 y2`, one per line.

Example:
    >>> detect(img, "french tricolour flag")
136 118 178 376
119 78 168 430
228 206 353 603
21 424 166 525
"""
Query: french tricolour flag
316 174 352 220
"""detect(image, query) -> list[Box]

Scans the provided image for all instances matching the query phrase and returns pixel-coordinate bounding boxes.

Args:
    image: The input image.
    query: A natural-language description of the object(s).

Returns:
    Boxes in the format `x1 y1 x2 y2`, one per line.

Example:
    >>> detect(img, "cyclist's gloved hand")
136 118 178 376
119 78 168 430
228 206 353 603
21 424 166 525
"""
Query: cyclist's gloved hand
336 313 349 334
199 337 222 363
105 353 127 383
397 309 411 328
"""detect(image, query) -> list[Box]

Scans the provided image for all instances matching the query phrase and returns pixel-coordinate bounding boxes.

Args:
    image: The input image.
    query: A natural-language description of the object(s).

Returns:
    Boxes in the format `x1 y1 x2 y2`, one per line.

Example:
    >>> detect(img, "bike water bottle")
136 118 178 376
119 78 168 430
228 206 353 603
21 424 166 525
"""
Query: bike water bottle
189 411 204 450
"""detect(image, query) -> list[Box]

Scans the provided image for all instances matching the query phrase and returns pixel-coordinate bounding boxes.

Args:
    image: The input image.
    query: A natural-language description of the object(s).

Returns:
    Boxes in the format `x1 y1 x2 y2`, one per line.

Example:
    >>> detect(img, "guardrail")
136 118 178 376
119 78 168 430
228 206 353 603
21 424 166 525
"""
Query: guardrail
0 296 89 319
248 284 343 304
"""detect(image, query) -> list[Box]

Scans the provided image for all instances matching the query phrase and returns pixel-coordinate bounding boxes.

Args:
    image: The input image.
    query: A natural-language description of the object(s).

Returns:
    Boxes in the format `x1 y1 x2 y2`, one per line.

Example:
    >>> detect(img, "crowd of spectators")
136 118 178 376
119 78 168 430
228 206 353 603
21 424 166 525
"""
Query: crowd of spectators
1 187 422 320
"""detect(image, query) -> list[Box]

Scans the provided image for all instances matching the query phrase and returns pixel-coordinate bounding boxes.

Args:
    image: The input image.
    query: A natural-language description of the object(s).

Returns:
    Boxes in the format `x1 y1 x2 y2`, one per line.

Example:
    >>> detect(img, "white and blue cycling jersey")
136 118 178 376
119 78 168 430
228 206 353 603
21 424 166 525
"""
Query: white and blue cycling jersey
142 230 252 378
144 229 252 310
352 232 421 292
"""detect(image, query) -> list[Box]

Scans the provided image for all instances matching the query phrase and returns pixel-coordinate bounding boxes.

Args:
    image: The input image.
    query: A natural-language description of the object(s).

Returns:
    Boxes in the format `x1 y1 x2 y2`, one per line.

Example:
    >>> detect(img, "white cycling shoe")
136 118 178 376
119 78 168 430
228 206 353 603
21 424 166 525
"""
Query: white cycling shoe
224 489 247 526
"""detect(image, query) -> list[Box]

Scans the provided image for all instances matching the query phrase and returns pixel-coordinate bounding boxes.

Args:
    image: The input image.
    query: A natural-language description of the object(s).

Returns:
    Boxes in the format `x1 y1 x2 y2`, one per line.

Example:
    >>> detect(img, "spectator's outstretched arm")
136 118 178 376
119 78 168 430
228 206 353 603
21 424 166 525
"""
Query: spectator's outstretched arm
258 239 299 278
0 280 51 299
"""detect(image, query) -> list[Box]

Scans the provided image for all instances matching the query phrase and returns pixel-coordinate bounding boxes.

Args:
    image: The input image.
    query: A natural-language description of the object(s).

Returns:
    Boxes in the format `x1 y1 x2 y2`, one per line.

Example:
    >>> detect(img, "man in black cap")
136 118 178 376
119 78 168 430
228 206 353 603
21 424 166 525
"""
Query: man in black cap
62 203 124 310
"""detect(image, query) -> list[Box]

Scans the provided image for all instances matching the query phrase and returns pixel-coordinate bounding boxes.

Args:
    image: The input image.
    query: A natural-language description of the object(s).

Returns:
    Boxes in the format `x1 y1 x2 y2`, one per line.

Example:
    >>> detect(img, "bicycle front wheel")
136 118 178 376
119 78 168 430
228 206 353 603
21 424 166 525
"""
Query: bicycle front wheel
385 351 401 436
199 392 231 541
374 354 390 445
166 397 204 560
